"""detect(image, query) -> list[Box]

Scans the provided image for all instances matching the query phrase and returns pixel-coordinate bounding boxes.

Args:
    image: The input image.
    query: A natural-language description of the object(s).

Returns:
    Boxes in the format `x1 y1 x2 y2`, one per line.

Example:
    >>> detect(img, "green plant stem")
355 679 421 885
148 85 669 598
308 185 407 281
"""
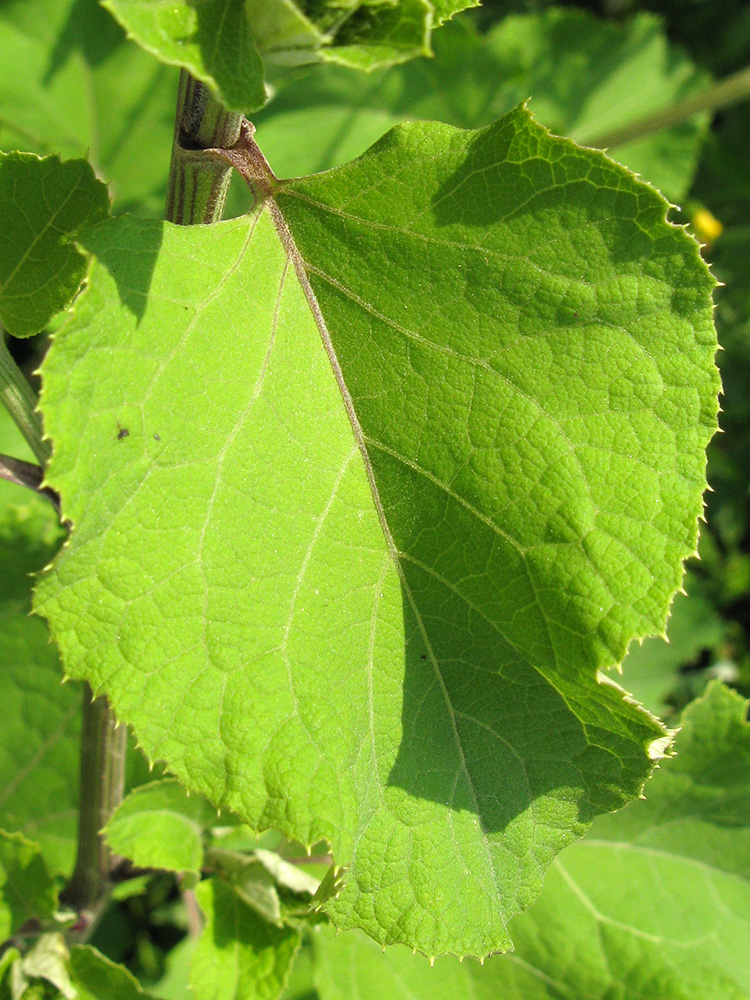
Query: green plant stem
0 333 49 466
166 71 243 225
590 64 750 149
61 686 127 918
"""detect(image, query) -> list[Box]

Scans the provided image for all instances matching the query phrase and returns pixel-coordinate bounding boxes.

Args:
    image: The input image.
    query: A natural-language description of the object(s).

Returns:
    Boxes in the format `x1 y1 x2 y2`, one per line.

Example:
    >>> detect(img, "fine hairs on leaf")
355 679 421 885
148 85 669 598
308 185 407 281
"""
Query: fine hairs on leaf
0 1 738 997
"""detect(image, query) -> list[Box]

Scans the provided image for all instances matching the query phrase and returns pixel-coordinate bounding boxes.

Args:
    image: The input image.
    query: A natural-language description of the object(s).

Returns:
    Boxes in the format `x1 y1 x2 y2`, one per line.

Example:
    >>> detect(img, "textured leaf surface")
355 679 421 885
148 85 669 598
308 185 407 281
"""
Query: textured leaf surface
35 107 717 957
0 504 75 876
105 779 217 875
191 878 300 1000
0 0 178 217
0 832 57 938
309 681 750 1000
0 153 108 337
254 11 708 199
100 0 265 112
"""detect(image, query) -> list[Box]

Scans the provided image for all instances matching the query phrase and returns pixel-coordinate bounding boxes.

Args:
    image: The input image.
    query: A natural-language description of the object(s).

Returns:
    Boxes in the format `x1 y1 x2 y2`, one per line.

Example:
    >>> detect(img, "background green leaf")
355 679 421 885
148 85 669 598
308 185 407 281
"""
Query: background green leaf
190 878 300 1000
9 932 76 999
311 0 432 72
100 0 266 113
101 0 476 110
617 570 726 715
0 501 74 876
105 780 218 876
69 945 160 1000
0 832 57 938
308 682 750 1000
0 0 178 217
0 153 108 337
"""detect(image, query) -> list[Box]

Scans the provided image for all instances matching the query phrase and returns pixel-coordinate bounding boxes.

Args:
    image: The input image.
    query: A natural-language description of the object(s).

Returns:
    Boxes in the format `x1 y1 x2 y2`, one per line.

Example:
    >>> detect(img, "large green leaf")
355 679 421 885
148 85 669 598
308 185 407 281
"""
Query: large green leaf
309 681 750 1000
35 107 717 957
253 11 709 200
0 0 178 216
0 153 109 337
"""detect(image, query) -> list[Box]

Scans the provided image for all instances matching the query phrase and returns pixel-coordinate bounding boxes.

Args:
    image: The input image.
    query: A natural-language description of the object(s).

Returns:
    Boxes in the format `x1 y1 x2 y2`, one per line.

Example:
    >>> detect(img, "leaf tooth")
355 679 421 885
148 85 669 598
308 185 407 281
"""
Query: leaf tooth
647 733 674 761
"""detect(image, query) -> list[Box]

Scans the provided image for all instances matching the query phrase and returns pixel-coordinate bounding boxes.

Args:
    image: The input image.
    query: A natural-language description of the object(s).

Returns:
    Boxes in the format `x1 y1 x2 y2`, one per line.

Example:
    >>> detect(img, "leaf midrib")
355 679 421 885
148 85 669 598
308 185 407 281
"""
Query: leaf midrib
260 190 502 896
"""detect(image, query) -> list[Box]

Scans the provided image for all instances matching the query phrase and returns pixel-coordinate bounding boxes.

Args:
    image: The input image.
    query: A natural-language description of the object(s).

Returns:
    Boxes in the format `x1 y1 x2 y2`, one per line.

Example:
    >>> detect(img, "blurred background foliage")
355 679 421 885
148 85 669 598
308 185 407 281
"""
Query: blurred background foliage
1 0 749 995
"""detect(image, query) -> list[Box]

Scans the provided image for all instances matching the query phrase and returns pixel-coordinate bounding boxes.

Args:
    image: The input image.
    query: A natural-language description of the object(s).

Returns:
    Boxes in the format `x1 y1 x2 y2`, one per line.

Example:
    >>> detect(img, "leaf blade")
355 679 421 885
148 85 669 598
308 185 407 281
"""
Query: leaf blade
35 108 718 958
105 779 218 875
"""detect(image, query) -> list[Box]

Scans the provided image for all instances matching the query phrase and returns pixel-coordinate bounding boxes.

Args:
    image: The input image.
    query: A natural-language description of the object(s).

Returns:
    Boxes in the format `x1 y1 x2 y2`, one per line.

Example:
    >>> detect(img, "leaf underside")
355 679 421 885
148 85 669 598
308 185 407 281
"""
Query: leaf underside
35 106 718 958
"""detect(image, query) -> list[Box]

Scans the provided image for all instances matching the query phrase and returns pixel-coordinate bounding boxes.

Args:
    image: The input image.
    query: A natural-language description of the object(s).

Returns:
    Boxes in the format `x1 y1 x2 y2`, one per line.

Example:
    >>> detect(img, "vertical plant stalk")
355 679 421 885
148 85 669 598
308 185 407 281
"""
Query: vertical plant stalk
62 686 127 917
1 338 124 917
166 71 243 225
0 333 49 466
